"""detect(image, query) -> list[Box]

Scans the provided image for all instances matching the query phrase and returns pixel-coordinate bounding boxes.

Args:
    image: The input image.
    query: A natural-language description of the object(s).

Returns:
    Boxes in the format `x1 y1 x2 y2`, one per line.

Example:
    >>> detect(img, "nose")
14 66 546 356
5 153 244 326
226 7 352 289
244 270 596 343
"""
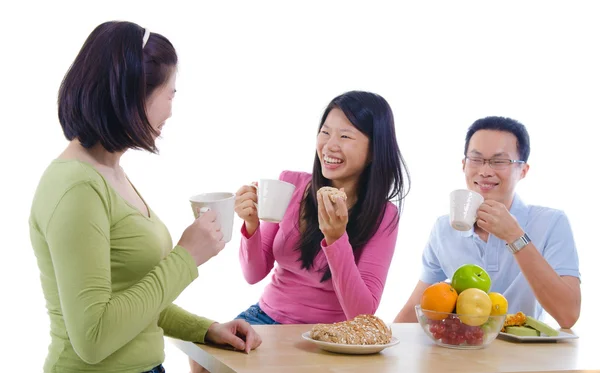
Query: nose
325 136 341 151
478 161 495 177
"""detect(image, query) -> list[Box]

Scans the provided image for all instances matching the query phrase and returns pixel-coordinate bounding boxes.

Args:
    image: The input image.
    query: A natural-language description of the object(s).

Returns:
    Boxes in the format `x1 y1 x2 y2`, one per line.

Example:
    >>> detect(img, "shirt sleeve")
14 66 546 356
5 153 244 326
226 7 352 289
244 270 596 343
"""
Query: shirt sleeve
238 170 299 285
44 182 199 364
158 304 215 343
419 218 448 284
238 220 279 284
540 211 581 279
321 203 399 319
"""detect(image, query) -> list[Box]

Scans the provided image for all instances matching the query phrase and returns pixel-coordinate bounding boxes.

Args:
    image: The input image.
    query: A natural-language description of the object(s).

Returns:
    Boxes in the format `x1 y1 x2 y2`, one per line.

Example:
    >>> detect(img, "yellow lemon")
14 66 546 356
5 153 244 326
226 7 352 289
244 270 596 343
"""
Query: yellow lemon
488 292 508 316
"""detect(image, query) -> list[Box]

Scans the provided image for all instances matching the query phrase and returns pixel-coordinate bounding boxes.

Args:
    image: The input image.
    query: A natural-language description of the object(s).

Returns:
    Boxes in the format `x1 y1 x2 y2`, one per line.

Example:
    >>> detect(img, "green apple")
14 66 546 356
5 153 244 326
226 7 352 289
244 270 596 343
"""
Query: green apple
451 264 491 294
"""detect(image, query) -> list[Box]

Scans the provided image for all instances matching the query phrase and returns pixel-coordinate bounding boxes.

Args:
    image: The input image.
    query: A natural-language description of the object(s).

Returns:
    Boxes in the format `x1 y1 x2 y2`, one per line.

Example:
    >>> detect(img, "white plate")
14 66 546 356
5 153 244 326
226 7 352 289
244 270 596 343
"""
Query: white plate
498 330 578 342
301 332 400 354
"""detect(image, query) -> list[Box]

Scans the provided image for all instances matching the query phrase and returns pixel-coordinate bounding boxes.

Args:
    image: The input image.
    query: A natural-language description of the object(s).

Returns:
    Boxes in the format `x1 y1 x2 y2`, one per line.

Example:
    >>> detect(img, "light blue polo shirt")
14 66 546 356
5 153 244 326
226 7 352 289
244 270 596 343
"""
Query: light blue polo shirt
420 194 580 321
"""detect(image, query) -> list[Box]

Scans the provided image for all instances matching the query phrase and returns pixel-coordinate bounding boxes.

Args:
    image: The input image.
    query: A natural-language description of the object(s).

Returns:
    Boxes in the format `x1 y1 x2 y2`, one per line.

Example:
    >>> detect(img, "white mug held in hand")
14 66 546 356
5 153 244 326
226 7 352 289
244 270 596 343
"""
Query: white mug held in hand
449 189 484 231
247 179 296 223
189 192 235 242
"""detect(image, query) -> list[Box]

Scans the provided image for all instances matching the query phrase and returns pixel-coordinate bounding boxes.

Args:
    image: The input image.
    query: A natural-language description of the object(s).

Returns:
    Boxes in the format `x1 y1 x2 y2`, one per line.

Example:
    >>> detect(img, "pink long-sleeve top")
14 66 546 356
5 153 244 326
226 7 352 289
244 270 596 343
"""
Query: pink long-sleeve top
239 171 399 324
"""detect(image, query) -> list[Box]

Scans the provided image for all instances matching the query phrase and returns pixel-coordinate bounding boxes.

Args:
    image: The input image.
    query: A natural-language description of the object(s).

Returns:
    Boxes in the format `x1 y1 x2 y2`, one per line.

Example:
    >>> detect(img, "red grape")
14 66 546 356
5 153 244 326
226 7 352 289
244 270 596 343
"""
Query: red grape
474 327 484 339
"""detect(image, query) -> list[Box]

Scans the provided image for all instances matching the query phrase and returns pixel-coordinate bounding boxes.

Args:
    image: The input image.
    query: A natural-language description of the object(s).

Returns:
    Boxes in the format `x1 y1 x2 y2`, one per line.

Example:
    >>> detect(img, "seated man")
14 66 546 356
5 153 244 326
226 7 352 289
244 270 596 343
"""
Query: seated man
394 116 581 328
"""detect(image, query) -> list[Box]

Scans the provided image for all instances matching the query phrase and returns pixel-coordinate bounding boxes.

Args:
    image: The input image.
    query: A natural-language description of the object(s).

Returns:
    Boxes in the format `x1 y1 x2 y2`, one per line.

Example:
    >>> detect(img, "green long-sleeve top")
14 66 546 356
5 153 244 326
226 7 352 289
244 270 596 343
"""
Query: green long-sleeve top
29 159 214 373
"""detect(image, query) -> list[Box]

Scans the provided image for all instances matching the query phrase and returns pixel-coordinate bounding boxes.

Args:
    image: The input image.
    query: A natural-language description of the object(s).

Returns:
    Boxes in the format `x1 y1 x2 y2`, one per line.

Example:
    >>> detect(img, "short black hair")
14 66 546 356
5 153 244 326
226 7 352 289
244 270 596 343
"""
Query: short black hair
58 21 178 153
464 116 530 162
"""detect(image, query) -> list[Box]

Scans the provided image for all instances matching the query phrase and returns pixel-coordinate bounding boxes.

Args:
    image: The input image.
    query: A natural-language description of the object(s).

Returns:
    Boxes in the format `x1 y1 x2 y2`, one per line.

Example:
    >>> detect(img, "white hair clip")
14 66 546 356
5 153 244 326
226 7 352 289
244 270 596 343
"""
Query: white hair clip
142 28 151 48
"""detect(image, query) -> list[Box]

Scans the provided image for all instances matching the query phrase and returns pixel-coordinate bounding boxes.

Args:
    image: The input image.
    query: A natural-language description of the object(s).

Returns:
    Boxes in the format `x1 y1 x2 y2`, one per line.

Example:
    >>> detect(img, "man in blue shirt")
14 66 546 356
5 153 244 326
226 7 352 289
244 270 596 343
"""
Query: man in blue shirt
394 116 581 328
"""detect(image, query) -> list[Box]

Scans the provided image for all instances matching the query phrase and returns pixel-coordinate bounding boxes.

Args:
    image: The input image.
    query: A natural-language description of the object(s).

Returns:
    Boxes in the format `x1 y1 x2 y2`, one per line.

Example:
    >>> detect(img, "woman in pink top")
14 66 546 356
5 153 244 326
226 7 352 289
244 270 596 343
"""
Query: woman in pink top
234 90 411 325
190 90 409 371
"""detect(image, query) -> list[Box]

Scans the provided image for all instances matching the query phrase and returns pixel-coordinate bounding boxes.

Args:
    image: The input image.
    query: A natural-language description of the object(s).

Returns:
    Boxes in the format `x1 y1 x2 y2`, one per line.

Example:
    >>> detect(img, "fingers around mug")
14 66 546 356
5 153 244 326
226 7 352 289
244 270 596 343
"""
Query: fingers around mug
237 184 257 198
235 189 251 202
237 190 258 204
211 219 222 232
195 206 211 219
239 199 255 210
198 209 217 224
239 206 256 218
235 185 249 197
244 182 258 194
236 202 256 219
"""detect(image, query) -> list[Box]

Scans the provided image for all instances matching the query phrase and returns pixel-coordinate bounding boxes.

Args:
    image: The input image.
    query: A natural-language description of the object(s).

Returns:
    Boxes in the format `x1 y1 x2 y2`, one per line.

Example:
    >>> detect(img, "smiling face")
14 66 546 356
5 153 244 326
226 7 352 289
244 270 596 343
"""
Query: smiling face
146 70 176 137
316 108 370 188
462 129 529 207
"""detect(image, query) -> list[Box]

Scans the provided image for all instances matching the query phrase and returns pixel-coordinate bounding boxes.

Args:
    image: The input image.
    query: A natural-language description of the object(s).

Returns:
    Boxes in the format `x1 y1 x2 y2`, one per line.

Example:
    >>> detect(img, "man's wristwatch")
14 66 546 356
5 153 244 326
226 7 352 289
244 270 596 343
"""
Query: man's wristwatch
506 233 531 254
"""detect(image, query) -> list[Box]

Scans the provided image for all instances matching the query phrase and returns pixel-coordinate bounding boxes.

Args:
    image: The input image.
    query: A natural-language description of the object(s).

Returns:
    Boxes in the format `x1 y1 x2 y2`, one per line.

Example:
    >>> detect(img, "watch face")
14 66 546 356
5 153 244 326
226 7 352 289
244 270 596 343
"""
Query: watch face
508 234 529 253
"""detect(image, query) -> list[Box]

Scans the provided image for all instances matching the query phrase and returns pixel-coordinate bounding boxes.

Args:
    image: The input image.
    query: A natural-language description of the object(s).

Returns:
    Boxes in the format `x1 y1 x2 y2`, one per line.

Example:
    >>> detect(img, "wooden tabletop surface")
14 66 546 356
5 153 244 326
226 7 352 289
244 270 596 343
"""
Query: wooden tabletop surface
169 323 597 373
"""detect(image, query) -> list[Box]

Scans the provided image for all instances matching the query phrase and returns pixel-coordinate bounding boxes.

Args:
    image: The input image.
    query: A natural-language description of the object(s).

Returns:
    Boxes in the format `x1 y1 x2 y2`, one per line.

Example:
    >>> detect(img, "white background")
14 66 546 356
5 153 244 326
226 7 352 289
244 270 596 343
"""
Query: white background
1 1 598 371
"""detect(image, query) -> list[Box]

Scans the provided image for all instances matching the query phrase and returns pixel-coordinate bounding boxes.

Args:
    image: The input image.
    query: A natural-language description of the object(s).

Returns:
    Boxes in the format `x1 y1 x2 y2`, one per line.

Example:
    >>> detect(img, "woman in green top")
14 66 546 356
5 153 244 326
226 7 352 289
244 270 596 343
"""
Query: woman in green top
28 21 261 373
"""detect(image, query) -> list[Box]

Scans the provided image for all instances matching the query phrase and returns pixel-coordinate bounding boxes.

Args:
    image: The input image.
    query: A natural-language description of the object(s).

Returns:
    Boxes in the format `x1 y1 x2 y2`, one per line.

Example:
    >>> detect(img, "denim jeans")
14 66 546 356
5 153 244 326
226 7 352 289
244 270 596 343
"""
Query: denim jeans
142 364 165 373
235 303 281 325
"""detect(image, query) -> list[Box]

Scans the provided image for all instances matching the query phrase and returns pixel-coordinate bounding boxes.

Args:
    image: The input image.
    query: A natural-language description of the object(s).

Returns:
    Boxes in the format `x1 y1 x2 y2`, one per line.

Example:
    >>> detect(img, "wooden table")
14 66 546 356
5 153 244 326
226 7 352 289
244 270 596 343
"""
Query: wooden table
169 323 597 373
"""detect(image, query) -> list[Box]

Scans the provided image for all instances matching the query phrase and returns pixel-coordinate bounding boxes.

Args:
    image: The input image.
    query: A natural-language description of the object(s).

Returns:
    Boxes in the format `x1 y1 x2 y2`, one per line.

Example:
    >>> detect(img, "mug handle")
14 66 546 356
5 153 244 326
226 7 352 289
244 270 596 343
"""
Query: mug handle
194 206 210 219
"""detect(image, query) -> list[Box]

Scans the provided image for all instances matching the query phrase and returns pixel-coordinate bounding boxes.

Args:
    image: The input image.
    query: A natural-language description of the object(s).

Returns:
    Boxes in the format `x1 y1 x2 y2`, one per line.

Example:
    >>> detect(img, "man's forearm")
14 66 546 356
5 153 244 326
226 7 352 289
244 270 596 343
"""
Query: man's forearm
393 302 419 323
513 243 581 328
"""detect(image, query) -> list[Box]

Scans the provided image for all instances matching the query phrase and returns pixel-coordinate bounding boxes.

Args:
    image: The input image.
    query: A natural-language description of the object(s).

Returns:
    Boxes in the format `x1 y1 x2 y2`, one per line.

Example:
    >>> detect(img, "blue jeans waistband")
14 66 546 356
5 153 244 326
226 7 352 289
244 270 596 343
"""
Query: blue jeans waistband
142 364 165 373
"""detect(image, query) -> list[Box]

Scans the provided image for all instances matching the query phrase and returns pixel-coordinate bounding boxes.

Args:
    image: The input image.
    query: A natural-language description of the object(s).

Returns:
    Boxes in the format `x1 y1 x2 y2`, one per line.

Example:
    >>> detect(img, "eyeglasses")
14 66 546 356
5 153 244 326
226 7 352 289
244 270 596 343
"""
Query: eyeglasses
465 157 525 170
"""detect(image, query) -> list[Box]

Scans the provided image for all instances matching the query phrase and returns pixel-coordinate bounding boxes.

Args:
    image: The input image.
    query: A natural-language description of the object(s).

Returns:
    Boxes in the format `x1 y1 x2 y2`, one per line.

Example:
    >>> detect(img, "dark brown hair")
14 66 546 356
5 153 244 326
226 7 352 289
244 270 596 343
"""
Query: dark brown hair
296 91 410 282
58 21 178 153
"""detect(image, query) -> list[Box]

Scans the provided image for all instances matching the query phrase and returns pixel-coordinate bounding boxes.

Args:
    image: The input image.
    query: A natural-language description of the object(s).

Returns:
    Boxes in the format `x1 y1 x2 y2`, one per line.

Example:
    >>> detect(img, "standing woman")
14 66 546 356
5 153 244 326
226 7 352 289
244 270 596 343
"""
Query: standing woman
29 21 260 373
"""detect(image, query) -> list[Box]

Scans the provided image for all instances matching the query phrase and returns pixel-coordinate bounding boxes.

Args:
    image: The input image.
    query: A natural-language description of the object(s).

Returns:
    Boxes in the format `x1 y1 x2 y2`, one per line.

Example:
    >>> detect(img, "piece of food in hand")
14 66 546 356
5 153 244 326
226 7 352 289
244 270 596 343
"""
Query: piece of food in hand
317 186 347 203
504 326 541 337
524 316 560 337
310 314 392 345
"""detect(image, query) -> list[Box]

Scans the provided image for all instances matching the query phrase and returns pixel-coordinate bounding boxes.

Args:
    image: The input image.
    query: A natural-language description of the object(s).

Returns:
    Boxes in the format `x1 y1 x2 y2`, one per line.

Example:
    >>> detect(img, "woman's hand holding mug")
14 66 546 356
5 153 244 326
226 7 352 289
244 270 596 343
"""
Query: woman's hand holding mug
235 183 259 236
178 208 226 266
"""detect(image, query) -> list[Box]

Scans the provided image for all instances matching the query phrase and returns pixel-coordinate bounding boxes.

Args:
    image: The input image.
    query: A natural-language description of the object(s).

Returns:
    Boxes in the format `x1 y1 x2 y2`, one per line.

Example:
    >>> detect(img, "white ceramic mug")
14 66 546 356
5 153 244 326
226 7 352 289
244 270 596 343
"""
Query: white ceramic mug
449 189 484 231
189 192 235 242
247 179 296 223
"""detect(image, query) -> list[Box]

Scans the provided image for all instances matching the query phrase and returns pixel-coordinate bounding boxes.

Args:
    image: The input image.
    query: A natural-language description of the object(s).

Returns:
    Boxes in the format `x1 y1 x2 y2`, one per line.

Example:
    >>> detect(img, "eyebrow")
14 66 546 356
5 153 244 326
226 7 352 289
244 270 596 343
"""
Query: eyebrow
322 124 356 133
468 150 510 157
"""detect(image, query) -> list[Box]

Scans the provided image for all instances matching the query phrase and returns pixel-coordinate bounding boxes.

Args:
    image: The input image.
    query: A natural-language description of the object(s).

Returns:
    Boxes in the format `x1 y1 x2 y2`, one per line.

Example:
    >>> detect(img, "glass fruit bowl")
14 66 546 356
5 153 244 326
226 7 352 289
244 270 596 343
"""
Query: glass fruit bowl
415 305 506 349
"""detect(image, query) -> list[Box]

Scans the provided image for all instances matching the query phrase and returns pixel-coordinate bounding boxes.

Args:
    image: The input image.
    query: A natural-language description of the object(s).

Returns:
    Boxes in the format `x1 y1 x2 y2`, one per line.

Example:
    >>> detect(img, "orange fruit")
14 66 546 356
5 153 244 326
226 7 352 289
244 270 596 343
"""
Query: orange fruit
420 282 458 320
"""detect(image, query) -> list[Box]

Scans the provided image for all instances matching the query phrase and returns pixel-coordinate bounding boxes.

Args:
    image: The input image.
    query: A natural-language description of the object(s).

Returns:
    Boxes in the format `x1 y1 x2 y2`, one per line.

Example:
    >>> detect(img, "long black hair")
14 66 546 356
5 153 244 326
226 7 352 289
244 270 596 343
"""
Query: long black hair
296 91 410 282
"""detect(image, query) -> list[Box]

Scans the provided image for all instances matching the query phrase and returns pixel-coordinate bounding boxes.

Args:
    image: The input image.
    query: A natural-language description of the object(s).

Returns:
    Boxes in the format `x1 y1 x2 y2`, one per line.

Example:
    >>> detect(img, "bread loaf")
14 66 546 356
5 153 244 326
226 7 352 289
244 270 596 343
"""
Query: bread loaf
310 314 392 345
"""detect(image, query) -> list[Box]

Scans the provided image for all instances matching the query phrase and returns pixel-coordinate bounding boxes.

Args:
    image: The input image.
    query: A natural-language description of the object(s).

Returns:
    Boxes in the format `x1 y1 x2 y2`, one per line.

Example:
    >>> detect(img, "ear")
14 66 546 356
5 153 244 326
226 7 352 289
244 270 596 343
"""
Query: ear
519 163 530 180
461 158 466 172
